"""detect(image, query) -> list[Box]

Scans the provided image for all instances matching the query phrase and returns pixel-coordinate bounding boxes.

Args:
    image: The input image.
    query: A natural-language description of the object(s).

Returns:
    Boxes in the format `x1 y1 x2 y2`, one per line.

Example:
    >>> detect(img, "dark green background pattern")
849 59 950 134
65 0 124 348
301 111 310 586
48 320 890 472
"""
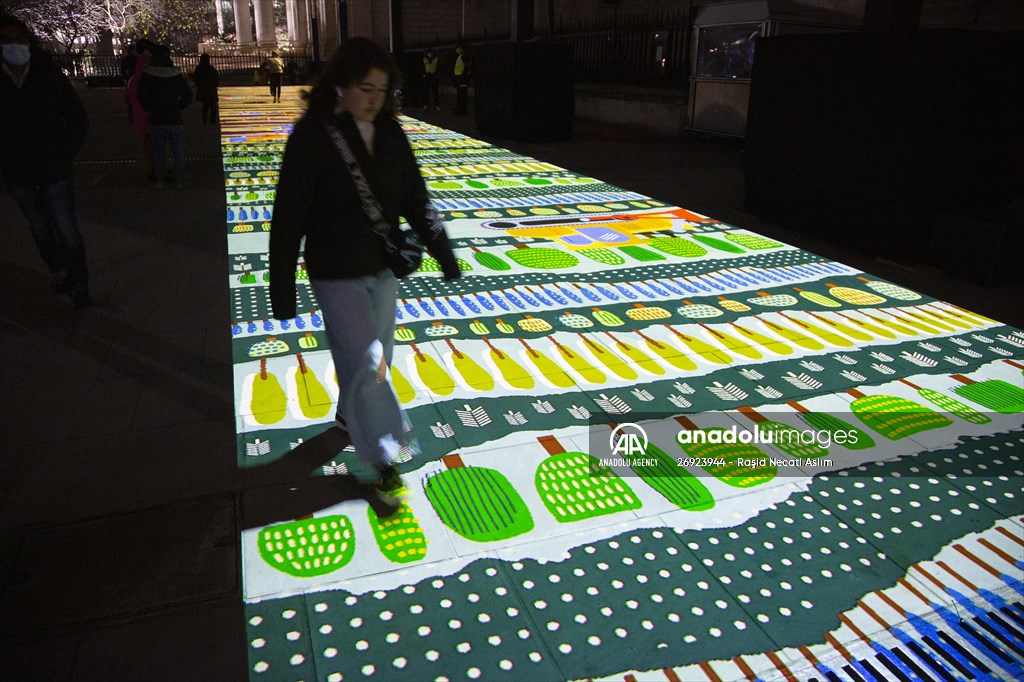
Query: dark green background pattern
245 430 1024 680
223 106 1024 681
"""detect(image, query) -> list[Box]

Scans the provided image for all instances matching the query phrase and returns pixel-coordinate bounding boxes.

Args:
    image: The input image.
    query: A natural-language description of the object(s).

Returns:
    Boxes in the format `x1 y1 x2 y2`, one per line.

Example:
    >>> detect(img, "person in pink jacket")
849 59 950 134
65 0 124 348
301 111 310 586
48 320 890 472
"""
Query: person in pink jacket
125 39 157 182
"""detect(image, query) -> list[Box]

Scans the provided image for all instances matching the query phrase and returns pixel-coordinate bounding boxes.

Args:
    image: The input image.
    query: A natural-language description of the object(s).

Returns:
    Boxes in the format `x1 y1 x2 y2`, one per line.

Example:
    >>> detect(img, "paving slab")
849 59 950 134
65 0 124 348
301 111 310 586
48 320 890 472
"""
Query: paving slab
71 601 248 682
0 496 237 639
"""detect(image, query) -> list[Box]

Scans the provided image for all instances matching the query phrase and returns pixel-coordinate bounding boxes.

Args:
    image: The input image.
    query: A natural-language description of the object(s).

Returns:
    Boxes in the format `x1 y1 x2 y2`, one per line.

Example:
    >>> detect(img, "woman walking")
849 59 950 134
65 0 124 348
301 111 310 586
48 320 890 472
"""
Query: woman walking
261 50 285 102
269 38 460 514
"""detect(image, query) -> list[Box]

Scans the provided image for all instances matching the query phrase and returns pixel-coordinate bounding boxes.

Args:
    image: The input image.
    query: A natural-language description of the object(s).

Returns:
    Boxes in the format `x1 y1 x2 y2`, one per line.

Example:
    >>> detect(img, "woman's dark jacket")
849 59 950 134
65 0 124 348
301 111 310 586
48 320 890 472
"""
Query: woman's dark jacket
269 110 459 319
137 63 192 125
0 50 88 186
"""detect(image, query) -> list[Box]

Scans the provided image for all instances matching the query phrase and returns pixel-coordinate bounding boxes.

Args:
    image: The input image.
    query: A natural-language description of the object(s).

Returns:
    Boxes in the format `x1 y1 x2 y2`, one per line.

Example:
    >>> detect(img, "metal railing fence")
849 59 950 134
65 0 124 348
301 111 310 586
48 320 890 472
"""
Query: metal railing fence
53 53 314 85
548 8 692 87
51 8 692 90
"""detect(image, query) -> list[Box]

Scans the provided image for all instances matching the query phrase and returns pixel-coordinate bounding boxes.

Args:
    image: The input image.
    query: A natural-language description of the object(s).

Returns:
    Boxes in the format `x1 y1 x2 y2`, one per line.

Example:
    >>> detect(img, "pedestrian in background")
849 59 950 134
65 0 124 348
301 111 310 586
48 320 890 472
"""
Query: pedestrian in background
453 43 469 115
285 58 299 85
269 37 461 515
125 39 158 182
120 45 137 83
261 50 284 103
422 47 439 111
193 53 219 125
0 14 91 308
138 45 193 189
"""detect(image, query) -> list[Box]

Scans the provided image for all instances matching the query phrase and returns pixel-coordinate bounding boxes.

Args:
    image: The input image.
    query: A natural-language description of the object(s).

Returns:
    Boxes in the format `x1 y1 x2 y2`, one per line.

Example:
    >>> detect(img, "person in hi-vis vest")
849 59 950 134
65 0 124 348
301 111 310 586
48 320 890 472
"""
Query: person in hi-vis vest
422 48 440 111
453 44 468 115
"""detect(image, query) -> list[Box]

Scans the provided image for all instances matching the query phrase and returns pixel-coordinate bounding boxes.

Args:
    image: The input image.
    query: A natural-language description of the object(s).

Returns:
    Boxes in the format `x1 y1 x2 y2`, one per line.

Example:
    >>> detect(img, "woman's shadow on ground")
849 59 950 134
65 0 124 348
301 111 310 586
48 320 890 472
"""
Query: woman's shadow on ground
241 426 394 529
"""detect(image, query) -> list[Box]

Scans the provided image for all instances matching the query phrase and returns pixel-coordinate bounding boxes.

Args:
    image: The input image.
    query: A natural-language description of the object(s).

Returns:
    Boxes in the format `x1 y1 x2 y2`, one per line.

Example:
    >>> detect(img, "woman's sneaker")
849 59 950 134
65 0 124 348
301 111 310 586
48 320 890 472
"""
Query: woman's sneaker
368 488 402 518
377 465 403 494
355 465 406 518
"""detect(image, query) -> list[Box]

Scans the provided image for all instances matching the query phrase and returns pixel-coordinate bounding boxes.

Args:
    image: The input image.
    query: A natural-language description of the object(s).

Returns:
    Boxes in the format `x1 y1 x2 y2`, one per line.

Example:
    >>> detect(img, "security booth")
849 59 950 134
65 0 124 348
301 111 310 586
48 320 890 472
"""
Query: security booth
688 0 859 136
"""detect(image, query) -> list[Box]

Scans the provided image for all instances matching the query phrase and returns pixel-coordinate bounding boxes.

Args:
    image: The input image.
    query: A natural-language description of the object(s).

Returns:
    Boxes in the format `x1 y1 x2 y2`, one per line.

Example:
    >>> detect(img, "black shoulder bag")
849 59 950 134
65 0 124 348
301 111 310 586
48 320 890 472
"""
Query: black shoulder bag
323 119 424 278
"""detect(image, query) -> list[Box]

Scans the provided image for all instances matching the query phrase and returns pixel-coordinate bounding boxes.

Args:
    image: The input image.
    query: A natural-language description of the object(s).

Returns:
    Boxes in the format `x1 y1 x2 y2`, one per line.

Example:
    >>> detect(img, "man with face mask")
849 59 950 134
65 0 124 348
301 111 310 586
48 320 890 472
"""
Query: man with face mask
0 14 91 308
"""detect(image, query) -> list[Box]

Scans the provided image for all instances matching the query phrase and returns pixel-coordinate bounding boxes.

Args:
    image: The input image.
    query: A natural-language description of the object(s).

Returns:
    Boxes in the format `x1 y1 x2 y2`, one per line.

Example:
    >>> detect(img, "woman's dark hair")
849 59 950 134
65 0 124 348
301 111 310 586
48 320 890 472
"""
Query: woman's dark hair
198 53 211 66
304 37 402 119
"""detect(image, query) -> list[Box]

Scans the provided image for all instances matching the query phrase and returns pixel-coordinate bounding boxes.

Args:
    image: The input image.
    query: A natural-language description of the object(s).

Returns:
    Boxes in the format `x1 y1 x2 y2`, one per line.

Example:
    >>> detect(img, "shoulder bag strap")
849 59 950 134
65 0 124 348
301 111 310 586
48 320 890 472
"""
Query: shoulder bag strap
322 118 397 253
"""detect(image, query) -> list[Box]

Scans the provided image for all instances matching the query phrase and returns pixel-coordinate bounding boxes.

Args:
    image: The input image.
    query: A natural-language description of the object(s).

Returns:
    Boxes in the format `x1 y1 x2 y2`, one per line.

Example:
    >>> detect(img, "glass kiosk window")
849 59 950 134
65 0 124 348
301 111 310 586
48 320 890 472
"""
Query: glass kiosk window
695 24 761 79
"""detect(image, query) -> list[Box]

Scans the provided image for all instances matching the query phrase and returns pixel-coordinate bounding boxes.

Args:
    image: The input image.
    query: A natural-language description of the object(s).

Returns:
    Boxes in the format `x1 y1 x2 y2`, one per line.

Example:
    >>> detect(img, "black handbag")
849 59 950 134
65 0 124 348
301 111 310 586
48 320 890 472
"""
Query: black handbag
323 119 424 278
384 229 426 279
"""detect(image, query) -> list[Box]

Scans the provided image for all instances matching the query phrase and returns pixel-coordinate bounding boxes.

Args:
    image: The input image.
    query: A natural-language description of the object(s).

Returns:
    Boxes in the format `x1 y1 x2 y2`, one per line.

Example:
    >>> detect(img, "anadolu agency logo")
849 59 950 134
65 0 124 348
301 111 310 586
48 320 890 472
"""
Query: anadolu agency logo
609 422 649 457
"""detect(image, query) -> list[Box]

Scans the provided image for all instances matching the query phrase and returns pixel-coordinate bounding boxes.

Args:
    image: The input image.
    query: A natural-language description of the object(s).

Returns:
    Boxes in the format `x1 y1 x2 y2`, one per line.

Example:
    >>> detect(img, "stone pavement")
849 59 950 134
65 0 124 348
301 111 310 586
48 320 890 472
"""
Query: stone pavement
0 83 1021 681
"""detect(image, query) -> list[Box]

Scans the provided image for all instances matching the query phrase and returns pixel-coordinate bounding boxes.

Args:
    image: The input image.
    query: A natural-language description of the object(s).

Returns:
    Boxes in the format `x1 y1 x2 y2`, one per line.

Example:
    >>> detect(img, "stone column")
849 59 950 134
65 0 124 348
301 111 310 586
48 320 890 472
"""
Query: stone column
233 0 254 47
348 0 374 40
253 0 277 48
286 0 309 47
318 0 341 57
214 0 225 37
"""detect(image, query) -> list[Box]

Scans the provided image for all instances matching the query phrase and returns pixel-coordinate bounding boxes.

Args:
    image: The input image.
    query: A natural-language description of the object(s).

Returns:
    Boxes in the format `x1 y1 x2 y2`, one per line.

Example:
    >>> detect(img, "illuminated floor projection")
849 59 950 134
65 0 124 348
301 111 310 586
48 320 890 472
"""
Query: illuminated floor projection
221 87 1024 681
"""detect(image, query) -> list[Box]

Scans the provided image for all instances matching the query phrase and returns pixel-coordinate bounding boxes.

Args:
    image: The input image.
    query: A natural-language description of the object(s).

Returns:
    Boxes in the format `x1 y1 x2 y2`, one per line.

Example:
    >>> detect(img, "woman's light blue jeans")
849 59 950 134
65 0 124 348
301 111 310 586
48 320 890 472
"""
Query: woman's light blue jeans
312 270 414 474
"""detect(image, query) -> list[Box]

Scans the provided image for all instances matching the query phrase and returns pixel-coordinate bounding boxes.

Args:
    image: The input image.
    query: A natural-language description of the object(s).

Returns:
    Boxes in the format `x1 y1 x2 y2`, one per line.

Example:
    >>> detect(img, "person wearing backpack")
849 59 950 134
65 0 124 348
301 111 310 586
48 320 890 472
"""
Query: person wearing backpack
261 50 285 102
138 45 193 189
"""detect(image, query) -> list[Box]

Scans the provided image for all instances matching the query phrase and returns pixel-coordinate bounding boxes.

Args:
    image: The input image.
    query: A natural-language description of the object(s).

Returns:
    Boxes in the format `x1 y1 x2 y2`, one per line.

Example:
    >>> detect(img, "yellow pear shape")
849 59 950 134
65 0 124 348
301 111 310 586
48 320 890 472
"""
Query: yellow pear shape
607 334 665 375
667 327 732 365
392 364 416 404
902 308 956 333
488 344 535 389
858 311 917 336
933 303 992 326
700 324 762 360
837 312 896 339
808 312 873 341
731 321 795 354
915 306 972 330
554 340 606 383
521 342 576 387
295 355 332 419
447 341 495 391
777 315 853 347
644 335 698 371
579 336 639 380
251 359 288 424
411 345 455 396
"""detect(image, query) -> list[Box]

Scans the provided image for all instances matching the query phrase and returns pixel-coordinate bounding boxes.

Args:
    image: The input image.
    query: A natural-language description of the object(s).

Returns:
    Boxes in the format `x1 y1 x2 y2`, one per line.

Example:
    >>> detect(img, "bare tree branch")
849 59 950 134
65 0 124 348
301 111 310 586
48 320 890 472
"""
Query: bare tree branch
6 0 106 53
